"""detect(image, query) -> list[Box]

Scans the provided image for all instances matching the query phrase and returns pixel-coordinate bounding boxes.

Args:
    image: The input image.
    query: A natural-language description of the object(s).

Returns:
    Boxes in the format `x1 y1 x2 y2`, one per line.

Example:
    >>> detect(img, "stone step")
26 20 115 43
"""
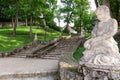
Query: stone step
41 57 59 60
43 55 60 57
31 43 58 57
48 53 61 55
0 58 59 79
41 56 60 60
10 55 27 58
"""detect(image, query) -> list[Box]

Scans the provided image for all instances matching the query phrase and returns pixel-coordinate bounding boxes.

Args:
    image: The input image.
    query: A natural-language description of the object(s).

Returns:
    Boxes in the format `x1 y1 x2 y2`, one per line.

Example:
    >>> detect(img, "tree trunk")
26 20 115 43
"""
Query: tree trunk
43 18 47 28
30 13 32 38
79 4 83 33
25 18 28 26
94 0 99 7
13 0 20 36
66 12 70 35
58 19 60 27
12 17 14 27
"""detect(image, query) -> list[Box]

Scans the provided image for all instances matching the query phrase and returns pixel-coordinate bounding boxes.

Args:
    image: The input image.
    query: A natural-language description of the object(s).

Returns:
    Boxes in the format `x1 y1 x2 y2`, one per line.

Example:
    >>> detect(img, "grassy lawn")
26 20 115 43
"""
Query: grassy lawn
0 26 61 52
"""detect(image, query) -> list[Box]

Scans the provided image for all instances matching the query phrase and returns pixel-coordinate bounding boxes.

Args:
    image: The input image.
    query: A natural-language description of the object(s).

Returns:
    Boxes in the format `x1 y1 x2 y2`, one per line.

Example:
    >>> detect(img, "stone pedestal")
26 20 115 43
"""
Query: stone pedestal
78 62 120 80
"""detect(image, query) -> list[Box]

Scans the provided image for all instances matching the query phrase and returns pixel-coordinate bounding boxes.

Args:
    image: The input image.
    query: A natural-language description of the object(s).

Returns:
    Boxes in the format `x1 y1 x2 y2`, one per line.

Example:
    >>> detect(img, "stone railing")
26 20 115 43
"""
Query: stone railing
0 37 62 57
59 38 83 80
0 40 40 57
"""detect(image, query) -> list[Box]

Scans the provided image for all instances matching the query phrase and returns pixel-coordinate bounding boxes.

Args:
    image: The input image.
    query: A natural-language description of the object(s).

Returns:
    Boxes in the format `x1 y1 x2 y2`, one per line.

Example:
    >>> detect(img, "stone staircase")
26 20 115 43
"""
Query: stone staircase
40 36 81 60
10 37 61 58
0 36 82 80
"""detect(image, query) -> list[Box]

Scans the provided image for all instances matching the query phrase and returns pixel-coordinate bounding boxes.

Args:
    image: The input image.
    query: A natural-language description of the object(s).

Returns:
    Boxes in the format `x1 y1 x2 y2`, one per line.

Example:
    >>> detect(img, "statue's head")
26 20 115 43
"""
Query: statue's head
95 5 111 21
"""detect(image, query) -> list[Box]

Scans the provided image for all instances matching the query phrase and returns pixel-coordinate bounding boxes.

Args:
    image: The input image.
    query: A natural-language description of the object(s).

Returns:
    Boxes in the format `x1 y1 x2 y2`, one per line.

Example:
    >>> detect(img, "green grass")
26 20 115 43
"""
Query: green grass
0 26 61 52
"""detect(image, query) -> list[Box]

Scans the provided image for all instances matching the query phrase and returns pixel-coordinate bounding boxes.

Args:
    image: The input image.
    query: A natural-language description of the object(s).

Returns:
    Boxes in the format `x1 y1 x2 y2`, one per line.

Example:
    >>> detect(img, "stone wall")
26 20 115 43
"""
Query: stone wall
0 22 25 27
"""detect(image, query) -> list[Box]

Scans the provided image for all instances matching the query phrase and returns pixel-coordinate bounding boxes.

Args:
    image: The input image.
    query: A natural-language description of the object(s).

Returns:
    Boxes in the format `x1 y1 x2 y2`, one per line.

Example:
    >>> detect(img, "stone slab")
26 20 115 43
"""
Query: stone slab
0 58 58 76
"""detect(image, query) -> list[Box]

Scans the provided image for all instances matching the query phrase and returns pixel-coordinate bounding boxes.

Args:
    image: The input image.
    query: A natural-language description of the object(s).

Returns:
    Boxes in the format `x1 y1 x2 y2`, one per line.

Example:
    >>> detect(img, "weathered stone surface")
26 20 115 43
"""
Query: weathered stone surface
59 67 83 80
79 63 120 80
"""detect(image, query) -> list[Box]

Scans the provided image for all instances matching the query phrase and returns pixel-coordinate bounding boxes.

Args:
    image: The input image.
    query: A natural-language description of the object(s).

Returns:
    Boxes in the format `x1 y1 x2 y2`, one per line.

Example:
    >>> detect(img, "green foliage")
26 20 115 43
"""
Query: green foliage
0 0 16 21
0 26 60 52
73 46 85 61
118 26 120 29
110 0 120 23
85 33 91 39
60 0 76 26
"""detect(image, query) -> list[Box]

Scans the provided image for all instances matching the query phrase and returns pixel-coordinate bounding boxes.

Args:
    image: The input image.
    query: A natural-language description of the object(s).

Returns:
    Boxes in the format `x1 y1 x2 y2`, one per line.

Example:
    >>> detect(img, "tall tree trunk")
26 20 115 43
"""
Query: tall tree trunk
66 12 70 35
43 18 47 28
94 0 99 7
79 4 83 33
30 13 32 38
13 0 20 36
12 17 14 27
58 19 60 27
25 18 28 26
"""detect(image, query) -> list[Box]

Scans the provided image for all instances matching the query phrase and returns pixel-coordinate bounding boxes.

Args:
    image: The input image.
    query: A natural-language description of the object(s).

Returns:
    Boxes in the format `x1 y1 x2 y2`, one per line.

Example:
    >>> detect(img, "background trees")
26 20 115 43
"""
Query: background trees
0 0 119 37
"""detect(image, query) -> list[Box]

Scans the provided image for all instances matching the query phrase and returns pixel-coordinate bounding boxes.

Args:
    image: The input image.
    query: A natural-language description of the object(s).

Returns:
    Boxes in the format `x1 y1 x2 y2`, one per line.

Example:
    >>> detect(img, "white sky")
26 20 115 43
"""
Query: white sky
89 0 96 11
54 0 96 27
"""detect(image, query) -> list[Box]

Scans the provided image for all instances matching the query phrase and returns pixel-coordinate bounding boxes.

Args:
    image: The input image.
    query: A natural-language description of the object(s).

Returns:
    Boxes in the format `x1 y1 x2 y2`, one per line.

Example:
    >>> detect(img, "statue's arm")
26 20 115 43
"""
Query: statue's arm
91 19 117 42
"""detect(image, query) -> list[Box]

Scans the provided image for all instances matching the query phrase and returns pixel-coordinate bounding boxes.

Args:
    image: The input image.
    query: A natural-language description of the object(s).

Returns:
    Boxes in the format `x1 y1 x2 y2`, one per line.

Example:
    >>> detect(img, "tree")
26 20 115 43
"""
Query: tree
110 0 120 25
55 5 63 27
45 0 57 28
24 0 47 37
73 0 90 33
0 0 15 27
13 0 20 36
94 0 100 7
60 0 75 34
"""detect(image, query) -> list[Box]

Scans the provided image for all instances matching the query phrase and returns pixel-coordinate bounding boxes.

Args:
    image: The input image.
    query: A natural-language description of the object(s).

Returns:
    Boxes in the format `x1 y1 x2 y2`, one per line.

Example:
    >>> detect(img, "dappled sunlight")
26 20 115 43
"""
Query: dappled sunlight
0 26 61 52
0 35 33 52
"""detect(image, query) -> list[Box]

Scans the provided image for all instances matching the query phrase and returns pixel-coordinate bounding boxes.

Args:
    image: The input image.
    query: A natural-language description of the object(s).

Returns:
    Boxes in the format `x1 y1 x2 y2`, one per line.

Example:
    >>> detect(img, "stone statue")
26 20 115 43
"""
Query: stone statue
80 5 120 66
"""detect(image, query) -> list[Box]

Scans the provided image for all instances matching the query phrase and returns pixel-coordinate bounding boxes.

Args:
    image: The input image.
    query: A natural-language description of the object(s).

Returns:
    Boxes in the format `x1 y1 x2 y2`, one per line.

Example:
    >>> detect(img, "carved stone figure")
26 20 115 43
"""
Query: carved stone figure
80 5 120 66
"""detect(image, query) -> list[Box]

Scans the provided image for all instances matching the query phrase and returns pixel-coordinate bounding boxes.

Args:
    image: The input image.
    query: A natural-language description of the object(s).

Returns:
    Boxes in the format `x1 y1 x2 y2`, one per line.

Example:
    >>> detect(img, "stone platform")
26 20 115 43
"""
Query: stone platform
0 58 58 79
